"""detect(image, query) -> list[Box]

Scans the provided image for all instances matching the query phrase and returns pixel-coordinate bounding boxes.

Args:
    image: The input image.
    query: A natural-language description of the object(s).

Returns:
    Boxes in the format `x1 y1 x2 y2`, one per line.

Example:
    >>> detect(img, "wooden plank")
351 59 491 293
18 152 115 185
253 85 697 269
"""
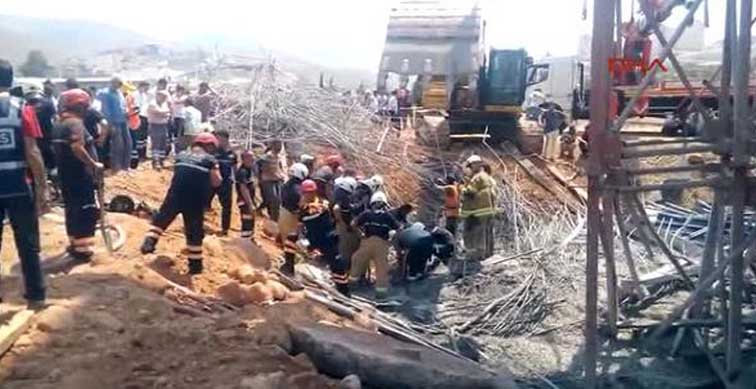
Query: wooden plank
0 309 35 357
500 142 585 213
543 163 588 203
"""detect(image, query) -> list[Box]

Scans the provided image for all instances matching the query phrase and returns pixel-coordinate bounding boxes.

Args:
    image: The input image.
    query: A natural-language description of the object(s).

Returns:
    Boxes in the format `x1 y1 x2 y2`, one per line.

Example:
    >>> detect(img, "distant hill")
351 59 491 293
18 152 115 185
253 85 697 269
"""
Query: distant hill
0 14 151 65
0 14 375 87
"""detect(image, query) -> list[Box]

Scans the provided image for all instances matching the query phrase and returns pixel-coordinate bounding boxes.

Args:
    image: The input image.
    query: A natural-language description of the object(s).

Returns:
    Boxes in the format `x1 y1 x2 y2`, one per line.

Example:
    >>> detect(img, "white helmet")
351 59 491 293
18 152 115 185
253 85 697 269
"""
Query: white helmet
465 155 483 166
334 176 358 193
288 163 309 180
370 191 388 206
299 154 315 164
362 175 384 192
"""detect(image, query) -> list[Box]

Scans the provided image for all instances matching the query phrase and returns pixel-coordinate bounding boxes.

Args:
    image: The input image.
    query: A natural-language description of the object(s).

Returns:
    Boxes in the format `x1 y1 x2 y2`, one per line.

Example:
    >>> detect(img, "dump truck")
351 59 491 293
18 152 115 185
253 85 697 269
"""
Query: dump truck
377 0 544 147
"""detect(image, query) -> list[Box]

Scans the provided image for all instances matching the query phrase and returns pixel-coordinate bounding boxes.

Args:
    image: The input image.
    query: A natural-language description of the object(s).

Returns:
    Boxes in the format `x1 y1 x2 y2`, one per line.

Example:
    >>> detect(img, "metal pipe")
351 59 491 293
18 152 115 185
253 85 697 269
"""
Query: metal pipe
610 0 705 133
621 144 723 158
727 0 752 376
622 137 706 147
612 179 723 192
692 189 725 318
618 163 725 176
585 0 616 385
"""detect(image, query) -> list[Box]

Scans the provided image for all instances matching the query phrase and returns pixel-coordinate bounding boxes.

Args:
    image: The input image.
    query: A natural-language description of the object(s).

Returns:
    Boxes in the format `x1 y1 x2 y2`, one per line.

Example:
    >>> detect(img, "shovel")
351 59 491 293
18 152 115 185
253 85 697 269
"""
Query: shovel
94 168 114 254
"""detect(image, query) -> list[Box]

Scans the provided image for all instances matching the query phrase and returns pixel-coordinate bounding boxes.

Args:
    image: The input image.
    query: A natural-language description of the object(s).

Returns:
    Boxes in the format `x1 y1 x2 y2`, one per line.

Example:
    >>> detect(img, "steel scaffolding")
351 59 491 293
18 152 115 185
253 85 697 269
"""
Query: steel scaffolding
585 0 754 387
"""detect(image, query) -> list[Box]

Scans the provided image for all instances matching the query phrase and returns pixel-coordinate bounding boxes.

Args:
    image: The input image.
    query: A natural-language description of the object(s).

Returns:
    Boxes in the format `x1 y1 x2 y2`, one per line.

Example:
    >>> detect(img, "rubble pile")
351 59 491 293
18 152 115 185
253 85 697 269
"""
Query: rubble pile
211 62 439 204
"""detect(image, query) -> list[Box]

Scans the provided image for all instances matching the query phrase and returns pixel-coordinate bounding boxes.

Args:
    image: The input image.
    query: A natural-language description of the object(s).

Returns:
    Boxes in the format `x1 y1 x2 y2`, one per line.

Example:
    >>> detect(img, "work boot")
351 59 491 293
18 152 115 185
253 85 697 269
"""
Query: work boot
188 259 204 275
336 283 351 297
27 299 47 311
140 237 158 255
66 246 93 262
280 255 295 276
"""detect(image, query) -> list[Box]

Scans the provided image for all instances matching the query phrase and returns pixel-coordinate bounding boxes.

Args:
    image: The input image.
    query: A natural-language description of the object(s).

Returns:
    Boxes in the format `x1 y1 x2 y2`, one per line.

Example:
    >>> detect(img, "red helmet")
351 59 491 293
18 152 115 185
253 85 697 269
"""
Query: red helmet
194 132 219 148
301 179 318 193
60 89 91 110
325 155 342 167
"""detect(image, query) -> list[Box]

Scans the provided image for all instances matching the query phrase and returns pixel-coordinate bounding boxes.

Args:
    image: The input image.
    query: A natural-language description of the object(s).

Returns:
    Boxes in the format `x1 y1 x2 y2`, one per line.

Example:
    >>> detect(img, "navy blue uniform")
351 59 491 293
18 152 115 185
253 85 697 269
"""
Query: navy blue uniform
396 225 435 278
52 116 99 259
0 94 45 302
300 197 349 294
210 148 237 233
143 149 218 274
235 165 256 239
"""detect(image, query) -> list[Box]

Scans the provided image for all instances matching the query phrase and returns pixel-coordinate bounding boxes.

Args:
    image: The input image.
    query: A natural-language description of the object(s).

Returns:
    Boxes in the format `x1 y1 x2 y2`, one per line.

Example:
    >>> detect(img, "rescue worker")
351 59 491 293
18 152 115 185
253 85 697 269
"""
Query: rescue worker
332 176 361 272
312 154 343 200
53 89 103 262
236 150 257 241
0 59 47 308
278 162 309 275
460 155 497 261
351 191 400 301
435 175 461 236
298 179 349 295
258 140 285 221
299 154 316 174
140 133 222 275
122 82 142 169
352 175 383 217
209 129 236 236
395 222 435 281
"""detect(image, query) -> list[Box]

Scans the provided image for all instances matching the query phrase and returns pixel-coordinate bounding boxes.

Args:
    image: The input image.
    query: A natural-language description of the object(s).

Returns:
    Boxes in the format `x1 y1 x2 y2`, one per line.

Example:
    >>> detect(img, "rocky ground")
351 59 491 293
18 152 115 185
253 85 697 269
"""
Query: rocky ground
0 166 355 389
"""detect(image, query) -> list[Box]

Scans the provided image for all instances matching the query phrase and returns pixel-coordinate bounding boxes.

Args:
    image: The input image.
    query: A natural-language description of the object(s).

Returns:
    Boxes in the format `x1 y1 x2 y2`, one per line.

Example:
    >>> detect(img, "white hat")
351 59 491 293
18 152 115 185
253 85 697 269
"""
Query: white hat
465 155 483 166
288 163 309 180
299 154 315 163
335 176 358 193
370 191 388 205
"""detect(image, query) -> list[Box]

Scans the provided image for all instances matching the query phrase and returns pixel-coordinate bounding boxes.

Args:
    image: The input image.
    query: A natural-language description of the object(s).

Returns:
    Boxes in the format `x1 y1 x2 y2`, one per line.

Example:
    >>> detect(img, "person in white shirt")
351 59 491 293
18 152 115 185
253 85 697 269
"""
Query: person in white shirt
133 82 152 162
147 90 171 170
172 85 188 145
177 96 203 153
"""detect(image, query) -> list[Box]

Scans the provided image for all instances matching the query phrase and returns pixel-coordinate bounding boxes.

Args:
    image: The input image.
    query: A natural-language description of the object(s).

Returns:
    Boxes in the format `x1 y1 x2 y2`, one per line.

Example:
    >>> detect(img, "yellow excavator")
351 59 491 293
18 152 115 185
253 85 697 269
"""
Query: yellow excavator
377 0 544 148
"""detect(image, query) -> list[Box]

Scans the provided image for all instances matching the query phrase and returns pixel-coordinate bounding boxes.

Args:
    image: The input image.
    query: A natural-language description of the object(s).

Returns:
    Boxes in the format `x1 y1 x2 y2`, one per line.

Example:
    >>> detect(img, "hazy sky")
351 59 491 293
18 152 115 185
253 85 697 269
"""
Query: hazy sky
2 0 727 70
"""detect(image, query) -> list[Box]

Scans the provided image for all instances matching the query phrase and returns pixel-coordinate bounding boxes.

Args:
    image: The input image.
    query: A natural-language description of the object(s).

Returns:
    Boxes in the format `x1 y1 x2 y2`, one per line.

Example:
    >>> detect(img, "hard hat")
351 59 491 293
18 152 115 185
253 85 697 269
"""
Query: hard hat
465 155 483 166
300 154 315 164
193 132 219 148
325 155 342 167
121 82 137 94
334 176 358 193
23 81 44 99
60 89 92 111
288 163 309 180
361 175 384 192
370 191 388 206
301 179 318 193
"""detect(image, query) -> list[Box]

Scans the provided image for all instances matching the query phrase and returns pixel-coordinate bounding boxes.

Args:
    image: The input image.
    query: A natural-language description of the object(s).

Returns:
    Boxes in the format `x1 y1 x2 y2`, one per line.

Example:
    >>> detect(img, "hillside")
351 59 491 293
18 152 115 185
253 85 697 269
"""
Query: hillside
0 14 152 65
0 14 375 87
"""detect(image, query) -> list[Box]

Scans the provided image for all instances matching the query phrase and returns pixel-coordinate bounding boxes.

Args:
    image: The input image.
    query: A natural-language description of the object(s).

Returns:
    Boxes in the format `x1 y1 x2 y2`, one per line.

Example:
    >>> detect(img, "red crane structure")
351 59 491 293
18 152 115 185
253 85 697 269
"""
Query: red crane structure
584 0 754 388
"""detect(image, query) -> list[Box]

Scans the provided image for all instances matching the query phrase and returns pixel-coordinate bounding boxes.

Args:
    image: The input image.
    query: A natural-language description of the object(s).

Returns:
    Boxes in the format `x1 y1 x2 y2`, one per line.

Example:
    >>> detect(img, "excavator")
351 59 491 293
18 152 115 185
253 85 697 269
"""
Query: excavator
377 0 545 148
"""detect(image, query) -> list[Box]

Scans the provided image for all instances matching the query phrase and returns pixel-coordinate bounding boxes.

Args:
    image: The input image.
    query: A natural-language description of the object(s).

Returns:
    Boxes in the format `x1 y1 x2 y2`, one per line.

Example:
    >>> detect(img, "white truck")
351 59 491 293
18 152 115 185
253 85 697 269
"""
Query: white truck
523 55 588 121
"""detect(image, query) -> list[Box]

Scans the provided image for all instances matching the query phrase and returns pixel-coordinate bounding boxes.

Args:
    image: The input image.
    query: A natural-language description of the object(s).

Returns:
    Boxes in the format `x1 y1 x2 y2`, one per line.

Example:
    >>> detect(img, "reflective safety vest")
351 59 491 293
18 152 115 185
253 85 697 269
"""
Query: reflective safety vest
441 184 461 218
0 96 30 199
460 171 497 218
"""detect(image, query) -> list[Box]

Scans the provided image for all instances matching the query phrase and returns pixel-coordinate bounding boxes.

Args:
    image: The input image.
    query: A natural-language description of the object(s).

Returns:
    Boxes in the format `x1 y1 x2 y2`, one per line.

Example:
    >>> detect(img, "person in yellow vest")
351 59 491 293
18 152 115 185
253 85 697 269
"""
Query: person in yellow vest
460 155 497 260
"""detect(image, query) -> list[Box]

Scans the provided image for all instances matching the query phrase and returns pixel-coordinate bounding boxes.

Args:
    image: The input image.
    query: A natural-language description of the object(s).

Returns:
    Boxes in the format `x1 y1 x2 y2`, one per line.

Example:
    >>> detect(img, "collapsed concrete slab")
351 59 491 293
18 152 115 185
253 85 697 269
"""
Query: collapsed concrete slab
288 323 518 389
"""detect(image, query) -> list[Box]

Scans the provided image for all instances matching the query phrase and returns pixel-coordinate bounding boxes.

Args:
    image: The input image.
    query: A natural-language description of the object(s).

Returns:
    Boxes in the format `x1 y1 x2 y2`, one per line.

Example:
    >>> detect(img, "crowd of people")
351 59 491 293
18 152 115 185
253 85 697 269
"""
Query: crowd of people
0 56 501 308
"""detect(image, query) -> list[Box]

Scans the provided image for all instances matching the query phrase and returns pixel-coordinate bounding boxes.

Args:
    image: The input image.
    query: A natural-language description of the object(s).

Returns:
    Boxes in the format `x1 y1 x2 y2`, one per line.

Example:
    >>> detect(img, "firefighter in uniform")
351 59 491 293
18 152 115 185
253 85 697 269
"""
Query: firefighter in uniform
53 89 103 262
461 155 497 261
209 129 237 236
312 154 343 200
236 150 257 241
298 179 350 295
351 191 400 301
332 176 361 267
140 133 222 275
0 59 47 307
279 162 309 275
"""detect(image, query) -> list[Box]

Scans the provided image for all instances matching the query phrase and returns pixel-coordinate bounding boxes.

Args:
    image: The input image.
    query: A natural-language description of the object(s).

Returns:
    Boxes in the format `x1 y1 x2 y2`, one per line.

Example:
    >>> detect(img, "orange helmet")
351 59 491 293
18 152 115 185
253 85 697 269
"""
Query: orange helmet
194 132 218 148
325 155 342 167
60 89 91 111
301 179 318 193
